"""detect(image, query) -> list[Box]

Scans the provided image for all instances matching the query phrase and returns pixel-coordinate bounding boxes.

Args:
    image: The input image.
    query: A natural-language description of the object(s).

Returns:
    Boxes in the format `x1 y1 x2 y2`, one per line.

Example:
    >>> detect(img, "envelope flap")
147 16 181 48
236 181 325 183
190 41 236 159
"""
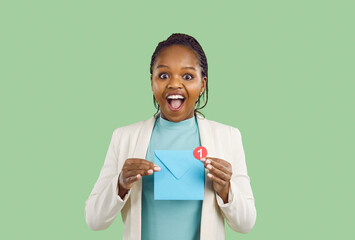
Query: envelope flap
154 150 196 179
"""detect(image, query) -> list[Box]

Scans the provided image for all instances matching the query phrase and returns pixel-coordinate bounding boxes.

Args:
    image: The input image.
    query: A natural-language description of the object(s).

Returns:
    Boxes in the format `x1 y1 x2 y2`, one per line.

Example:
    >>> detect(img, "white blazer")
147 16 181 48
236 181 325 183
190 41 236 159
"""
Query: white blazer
85 113 256 240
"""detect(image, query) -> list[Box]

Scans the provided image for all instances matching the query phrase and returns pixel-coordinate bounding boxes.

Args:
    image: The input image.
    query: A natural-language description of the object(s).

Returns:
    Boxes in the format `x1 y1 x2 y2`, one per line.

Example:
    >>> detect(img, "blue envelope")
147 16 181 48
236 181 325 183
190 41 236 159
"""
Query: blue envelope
154 150 205 200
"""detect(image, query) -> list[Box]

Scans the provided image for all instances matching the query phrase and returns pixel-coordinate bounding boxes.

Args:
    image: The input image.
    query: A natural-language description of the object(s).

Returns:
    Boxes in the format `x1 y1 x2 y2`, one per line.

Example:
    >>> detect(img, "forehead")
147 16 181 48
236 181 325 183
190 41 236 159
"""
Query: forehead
155 45 199 66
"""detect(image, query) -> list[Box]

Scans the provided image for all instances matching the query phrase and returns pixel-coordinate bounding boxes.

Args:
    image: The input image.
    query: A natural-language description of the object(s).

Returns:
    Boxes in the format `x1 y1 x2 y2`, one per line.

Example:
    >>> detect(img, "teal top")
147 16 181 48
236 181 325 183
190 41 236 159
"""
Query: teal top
141 113 203 240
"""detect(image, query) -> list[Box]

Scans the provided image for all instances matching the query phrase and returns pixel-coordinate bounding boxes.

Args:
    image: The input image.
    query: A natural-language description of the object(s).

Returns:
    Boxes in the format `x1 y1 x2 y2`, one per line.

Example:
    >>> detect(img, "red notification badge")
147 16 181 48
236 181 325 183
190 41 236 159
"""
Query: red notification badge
194 146 207 160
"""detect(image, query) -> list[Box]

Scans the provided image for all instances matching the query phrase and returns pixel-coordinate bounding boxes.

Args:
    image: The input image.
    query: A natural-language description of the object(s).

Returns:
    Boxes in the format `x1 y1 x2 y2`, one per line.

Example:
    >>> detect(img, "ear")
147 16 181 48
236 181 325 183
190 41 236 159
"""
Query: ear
150 75 153 88
201 76 207 93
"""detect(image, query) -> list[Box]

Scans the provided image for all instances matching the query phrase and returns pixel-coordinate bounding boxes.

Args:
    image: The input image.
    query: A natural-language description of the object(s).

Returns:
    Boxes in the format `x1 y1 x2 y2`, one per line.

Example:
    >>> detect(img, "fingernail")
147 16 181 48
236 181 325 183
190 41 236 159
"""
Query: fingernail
207 173 212 178
206 159 211 164
200 158 206 162
207 164 212 170
154 166 161 171
147 169 153 174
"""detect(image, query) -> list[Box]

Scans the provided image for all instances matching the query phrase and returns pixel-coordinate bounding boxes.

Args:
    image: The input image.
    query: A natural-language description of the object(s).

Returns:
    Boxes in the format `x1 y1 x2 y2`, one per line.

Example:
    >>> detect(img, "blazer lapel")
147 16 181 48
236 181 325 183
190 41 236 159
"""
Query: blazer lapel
196 114 215 157
196 114 219 240
130 115 157 240
133 116 157 159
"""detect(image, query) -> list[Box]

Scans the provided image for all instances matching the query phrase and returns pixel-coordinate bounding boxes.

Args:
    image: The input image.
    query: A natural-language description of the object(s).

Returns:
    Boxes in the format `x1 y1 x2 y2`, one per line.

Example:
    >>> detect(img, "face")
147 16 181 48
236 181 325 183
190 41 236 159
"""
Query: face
151 45 207 122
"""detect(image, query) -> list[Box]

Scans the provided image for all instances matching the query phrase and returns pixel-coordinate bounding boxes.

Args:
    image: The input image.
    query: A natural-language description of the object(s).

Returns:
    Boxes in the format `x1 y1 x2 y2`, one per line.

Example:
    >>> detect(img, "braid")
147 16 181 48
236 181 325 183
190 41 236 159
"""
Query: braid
150 33 209 118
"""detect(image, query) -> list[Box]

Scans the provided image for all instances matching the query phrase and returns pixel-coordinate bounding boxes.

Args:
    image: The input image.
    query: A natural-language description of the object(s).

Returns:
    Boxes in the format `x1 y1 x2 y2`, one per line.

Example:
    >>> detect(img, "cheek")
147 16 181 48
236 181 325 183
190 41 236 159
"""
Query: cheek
189 84 203 98
151 82 164 101
151 82 160 93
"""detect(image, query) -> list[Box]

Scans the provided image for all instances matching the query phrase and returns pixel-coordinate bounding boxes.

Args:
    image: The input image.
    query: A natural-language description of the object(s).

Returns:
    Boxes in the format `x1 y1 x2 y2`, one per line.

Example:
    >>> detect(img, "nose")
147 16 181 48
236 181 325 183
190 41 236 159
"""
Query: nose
167 75 183 89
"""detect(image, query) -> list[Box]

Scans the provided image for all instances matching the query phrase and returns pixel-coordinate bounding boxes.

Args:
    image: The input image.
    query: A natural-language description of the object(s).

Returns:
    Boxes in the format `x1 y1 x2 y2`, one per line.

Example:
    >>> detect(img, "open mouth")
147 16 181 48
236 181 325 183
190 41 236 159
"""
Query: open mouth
166 95 185 111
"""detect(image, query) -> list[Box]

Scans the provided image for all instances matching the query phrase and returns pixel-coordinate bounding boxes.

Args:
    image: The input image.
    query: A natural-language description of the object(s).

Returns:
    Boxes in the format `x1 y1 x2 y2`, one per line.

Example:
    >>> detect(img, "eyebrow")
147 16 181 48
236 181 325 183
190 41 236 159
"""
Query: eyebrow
156 65 196 71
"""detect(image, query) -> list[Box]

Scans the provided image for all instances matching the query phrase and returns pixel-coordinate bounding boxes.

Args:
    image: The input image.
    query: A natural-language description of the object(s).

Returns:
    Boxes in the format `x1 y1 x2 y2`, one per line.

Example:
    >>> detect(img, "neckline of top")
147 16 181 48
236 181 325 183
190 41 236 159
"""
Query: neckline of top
155 112 197 129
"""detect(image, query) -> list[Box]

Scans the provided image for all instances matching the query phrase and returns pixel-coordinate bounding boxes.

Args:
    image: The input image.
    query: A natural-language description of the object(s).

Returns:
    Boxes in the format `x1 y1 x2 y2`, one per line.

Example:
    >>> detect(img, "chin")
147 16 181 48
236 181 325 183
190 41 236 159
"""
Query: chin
161 109 194 122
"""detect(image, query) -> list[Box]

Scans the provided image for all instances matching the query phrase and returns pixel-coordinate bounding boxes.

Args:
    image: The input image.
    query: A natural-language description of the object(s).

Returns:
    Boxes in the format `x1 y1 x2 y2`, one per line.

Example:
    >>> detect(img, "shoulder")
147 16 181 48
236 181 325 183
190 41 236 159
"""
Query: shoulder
112 116 155 136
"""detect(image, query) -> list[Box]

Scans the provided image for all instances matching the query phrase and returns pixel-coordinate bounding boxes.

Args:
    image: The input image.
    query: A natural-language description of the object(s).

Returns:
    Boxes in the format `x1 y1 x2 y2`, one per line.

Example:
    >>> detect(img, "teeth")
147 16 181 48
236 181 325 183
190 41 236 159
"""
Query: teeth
167 95 185 100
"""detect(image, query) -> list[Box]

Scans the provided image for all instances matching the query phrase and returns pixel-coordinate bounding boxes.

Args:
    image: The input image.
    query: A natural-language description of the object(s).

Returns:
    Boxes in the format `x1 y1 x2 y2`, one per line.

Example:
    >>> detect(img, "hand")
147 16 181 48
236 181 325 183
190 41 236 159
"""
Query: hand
118 158 161 198
201 157 232 203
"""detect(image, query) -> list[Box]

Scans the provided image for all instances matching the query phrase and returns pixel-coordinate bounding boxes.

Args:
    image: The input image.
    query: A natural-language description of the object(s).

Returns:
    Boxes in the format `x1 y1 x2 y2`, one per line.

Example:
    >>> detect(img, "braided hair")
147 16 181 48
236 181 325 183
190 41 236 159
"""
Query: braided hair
150 33 209 118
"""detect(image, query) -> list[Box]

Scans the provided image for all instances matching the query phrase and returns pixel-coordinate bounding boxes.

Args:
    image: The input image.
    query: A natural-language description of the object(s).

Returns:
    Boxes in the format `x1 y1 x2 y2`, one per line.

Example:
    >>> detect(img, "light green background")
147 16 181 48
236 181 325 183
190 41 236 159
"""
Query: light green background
1 0 354 239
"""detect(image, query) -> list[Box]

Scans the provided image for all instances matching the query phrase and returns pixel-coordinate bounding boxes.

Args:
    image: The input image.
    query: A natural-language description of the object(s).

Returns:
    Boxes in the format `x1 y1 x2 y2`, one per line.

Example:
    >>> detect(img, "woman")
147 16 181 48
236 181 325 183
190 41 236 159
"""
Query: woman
85 33 256 240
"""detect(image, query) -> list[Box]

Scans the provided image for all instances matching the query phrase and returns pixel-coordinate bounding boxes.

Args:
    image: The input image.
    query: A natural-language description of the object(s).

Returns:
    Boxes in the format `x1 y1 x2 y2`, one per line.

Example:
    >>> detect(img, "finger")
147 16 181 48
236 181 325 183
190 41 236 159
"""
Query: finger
124 163 152 171
205 157 231 167
207 173 227 186
205 159 232 176
210 161 232 176
122 174 141 187
204 158 225 171
125 169 154 177
125 158 159 168
129 163 160 172
153 165 161 171
123 163 149 171
206 163 231 182
124 161 159 171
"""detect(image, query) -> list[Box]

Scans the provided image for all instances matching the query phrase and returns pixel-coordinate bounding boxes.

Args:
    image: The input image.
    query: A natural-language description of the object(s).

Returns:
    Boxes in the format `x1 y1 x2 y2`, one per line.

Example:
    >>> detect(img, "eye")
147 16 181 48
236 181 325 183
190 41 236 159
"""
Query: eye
159 73 169 79
183 74 194 80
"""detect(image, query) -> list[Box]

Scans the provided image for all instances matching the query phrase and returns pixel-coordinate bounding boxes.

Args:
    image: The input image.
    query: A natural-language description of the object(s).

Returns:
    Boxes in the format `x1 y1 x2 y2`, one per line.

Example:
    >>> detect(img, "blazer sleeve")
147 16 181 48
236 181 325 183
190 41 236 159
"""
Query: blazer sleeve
85 129 132 231
215 127 257 233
